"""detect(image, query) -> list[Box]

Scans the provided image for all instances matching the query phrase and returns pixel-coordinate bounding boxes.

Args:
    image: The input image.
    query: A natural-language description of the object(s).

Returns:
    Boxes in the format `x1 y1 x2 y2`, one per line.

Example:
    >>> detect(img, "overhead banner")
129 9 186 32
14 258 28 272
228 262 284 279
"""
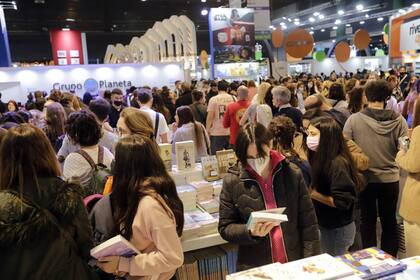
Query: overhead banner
400 17 420 52
209 8 255 66
247 0 271 40
50 29 85 66
0 7 11 67
0 63 184 103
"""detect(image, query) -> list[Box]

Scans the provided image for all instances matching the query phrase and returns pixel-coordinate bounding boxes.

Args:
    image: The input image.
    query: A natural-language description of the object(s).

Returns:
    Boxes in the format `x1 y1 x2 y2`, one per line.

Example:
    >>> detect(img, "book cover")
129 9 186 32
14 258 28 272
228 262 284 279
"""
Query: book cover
175 140 195 171
90 235 140 259
201 155 220 181
159 143 172 171
246 211 288 231
336 247 407 280
216 149 237 177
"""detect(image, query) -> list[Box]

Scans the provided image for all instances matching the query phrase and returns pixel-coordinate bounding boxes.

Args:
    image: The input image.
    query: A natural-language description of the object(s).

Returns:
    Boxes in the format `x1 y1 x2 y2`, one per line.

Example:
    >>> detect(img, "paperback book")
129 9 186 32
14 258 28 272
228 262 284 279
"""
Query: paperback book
336 247 407 280
91 235 139 259
175 140 195 171
176 185 197 212
216 149 237 177
189 180 214 202
246 208 288 231
201 155 220 181
159 143 172 171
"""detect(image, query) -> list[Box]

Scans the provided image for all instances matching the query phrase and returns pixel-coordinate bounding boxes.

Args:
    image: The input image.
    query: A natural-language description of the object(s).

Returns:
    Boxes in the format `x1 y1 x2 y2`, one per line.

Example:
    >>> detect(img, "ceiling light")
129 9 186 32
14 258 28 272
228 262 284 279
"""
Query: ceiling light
294 21 300 26
62 28 70 31
332 39 336 43
309 31 314 35
321 29 325 32
201 0 207 2
338 10 344 15
141 0 147 1
398 9 405 13
412 3 420 7
294 18 299 22
280 22 286 25
65 18 75 22
309 17 315 22
318 14 325 19
360 21 365 24
365 14 369 18
287 18 292 22
346 23 351 27
333 26 338 30
201 9 208 16
356 4 364 11
335 19 342 24
313 12 320 16
311 27 314 30
282 16 287 19
282 25 287 30
377 17 384 21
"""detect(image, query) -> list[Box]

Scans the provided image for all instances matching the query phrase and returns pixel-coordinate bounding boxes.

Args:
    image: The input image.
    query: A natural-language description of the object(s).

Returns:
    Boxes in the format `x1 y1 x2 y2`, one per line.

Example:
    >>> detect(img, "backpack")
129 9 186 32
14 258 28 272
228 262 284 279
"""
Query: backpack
76 146 111 198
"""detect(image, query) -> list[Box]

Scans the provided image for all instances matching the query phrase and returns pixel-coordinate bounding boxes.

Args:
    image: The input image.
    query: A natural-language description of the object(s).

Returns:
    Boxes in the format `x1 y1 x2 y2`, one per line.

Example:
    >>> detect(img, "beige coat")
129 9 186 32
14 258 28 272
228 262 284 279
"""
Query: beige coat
397 126 420 225
118 195 184 280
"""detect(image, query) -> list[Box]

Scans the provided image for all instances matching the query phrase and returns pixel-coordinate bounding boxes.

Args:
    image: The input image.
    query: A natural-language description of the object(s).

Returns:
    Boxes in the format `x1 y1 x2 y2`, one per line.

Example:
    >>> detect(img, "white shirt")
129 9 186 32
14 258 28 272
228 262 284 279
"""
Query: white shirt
140 106 169 144
63 145 114 187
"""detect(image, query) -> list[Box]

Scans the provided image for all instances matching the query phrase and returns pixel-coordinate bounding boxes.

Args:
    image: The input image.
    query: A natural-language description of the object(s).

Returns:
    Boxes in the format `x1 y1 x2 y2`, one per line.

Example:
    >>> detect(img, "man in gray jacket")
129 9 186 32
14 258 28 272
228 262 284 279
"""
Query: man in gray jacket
343 80 408 256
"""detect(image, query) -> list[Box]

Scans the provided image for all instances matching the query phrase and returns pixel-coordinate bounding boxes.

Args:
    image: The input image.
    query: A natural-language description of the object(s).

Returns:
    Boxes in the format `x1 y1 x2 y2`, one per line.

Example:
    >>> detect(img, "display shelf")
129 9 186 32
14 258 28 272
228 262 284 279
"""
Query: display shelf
182 233 227 252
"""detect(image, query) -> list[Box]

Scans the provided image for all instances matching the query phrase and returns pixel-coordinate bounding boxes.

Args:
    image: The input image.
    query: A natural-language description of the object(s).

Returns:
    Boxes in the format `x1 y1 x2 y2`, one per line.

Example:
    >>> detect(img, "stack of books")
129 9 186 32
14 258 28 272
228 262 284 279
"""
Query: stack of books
246 208 288 232
158 143 172 171
182 208 218 239
201 155 220 181
336 247 407 279
190 181 214 202
212 180 223 200
198 199 220 214
176 185 197 212
227 253 355 280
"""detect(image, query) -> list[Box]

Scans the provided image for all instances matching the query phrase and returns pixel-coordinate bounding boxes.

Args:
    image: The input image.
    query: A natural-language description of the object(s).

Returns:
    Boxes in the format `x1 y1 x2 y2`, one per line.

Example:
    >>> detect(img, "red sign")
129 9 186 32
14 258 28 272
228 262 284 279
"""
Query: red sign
50 29 84 65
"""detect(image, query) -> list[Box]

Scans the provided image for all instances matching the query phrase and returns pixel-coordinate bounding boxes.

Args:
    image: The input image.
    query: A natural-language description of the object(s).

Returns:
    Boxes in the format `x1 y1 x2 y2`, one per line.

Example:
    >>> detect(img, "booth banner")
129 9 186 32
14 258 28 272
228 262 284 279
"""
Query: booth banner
0 63 184 103
50 29 84 66
209 8 255 64
400 17 420 52
247 0 271 40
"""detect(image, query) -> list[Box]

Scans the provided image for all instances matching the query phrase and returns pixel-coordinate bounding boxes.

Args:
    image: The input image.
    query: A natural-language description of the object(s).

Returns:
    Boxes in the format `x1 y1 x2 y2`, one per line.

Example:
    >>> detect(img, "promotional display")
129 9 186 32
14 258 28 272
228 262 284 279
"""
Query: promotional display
399 17 420 52
0 63 184 103
49 29 85 65
247 0 271 40
209 8 255 64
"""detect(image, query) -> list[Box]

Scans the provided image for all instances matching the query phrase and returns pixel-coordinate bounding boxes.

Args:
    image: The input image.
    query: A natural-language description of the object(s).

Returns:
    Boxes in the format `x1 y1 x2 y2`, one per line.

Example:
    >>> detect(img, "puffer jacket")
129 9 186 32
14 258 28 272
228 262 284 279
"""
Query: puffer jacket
218 158 321 271
0 177 98 280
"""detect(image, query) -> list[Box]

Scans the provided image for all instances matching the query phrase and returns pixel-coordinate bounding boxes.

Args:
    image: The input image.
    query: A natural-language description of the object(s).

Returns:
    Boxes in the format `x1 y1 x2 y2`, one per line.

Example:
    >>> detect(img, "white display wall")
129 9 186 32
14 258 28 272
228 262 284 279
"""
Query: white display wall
0 63 184 103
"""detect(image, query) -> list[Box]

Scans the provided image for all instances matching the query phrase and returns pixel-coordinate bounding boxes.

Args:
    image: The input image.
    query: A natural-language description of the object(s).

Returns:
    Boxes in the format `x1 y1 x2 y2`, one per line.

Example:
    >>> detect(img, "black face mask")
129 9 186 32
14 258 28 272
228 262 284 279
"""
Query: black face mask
113 101 122 106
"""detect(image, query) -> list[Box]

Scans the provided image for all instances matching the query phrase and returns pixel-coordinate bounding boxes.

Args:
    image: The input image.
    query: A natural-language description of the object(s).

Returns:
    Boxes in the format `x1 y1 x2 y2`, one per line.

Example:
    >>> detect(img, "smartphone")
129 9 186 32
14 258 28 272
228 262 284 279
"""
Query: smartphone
399 136 410 151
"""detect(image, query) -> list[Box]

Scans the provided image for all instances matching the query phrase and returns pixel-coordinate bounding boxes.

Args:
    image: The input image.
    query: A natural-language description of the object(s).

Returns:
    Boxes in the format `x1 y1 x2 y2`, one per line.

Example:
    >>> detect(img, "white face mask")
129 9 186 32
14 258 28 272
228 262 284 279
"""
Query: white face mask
247 156 270 176
306 135 320 152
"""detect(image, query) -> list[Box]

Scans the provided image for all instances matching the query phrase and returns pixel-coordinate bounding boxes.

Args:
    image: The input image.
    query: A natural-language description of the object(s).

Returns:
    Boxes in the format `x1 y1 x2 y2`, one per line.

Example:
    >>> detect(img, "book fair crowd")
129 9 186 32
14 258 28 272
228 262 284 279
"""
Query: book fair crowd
1 65 420 279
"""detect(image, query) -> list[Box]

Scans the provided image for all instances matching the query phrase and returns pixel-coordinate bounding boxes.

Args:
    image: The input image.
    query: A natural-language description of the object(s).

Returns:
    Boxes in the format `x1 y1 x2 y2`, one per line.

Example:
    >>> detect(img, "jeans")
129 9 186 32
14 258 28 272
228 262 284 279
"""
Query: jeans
359 182 399 256
320 222 356 256
210 135 230 155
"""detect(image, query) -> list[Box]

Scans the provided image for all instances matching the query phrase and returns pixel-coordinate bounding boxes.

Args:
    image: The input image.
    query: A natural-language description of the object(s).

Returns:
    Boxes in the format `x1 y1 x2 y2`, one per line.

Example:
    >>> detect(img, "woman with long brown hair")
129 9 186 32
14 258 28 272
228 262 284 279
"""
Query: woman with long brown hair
172 106 210 160
0 124 98 279
97 135 184 279
43 102 67 152
116 107 155 139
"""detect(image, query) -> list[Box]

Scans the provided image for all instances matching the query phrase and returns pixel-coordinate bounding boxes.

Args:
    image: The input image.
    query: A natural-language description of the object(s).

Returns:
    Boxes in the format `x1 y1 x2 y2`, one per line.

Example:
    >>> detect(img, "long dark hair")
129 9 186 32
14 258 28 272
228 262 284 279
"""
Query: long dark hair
111 135 184 239
176 106 204 149
44 102 67 142
347 87 365 114
0 124 61 192
308 117 363 194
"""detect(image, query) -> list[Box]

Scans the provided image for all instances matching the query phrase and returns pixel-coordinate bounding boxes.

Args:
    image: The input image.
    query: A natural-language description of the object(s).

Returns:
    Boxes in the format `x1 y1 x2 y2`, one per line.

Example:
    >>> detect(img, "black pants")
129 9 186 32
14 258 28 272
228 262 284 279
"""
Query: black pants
359 181 399 256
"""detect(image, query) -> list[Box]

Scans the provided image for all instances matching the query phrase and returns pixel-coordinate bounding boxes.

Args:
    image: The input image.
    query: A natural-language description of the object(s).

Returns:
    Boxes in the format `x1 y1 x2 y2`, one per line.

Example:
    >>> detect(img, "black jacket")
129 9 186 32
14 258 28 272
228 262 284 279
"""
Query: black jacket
218 160 320 271
176 91 193 108
0 177 98 280
275 107 303 129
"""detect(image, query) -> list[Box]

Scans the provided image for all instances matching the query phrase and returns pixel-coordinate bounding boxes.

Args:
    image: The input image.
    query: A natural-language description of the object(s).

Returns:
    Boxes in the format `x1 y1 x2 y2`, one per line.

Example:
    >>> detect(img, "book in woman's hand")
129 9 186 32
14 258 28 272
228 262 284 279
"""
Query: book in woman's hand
91 235 140 259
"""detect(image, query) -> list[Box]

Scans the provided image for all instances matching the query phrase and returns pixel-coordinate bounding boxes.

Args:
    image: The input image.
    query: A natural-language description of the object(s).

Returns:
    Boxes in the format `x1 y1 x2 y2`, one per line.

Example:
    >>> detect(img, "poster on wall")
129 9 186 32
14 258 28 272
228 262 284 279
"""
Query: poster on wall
209 8 255 64
399 17 420 52
247 0 271 40
57 50 67 58
70 50 79 57
50 29 84 65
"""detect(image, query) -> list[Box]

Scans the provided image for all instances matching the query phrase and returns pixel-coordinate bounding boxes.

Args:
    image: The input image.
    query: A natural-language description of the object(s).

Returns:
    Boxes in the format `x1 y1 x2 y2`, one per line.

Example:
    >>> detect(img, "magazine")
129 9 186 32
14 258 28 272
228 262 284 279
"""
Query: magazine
336 247 407 279
175 140 195 171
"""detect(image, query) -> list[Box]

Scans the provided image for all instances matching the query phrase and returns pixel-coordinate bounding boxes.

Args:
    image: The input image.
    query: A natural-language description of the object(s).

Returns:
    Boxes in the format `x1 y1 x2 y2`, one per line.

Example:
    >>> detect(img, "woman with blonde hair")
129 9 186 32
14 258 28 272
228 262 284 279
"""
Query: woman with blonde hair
116 107 155 140
240 82 273 127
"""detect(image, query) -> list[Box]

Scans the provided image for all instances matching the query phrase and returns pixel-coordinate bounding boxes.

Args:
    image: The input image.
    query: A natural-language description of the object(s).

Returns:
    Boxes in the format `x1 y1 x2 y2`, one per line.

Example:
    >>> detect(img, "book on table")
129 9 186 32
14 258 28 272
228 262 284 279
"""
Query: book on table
216 149 237 177
90 235 139 259
201 155 220 181
336 247 407 279
175 140 195 171
158 143 172 171
246 207 288 231
227 253 354 280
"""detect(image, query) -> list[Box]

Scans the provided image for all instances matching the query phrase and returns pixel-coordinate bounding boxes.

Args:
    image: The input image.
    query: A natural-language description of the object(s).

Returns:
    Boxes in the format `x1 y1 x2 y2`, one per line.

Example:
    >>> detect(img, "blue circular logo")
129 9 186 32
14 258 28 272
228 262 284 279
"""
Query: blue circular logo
84 78 99 93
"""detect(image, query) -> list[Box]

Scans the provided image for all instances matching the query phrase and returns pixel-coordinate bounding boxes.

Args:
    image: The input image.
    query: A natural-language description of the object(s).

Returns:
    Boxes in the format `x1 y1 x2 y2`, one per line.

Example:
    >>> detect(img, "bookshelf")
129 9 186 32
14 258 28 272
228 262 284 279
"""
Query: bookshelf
182 233 227 252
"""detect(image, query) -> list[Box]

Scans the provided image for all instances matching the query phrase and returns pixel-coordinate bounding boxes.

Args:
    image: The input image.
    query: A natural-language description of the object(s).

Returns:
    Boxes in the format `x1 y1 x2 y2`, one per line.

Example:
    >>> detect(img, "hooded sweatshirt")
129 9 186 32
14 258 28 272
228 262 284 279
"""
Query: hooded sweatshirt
343 107 408 183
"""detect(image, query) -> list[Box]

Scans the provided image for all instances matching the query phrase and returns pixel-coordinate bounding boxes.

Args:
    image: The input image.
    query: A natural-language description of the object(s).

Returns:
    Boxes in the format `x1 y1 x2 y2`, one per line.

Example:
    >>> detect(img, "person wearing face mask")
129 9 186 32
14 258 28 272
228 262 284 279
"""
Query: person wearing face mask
218 123 320 271
399 66 411 93
306 117 363 256
108 88 126 128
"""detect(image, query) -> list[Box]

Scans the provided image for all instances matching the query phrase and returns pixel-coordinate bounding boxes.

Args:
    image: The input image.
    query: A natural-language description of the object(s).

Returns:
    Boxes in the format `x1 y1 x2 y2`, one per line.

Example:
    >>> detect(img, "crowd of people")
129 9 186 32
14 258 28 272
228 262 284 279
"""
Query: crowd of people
0 65 419 279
